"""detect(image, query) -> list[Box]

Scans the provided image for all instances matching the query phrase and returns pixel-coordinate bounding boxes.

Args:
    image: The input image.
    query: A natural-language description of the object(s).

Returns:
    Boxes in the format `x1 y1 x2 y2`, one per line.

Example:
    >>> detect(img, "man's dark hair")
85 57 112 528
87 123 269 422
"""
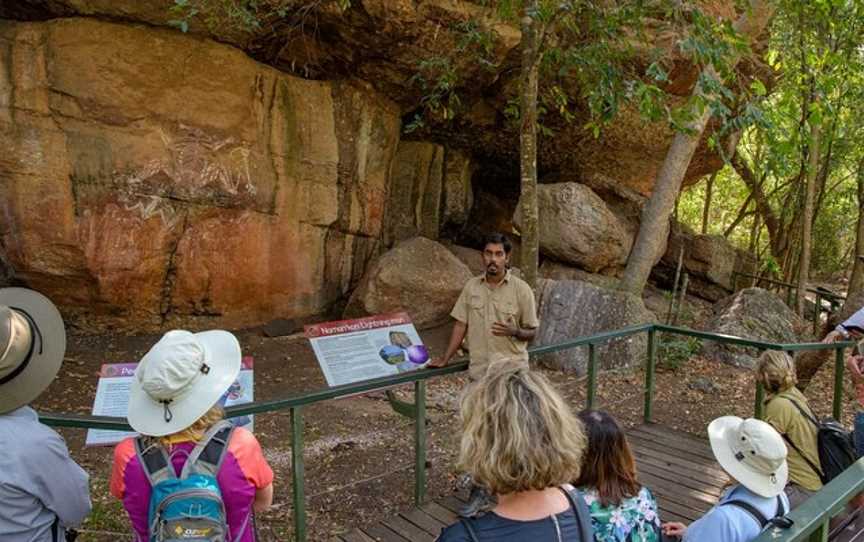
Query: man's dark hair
482 232 512 254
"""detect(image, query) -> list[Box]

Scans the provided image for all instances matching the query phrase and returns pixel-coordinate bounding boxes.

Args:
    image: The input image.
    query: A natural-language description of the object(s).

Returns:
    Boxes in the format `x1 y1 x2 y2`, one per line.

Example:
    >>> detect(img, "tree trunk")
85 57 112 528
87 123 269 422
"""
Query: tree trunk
620 103 713 294
620 0 776 295
701 171 717 234
518 10 542 290
796 106 820 316
846 158 864 302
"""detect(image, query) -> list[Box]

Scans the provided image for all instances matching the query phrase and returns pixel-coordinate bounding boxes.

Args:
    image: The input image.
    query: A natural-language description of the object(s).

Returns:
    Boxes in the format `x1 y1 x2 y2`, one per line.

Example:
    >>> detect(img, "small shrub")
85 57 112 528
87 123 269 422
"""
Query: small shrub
657 335 701 372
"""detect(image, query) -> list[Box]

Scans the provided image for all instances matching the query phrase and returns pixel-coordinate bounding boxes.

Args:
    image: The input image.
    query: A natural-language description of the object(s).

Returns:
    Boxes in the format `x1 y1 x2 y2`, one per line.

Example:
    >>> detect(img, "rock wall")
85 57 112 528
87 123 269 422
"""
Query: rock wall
0 0 757 198
0 18 402 329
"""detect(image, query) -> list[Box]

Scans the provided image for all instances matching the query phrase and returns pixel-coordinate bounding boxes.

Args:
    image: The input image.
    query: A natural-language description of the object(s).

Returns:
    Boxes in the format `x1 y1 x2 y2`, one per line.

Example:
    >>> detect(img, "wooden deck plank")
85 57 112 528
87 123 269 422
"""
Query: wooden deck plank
362 523 410 542
420 502 459 525
628 430 717 464
633 446 728 483
637 469 721 510
399 509 448 536
636 460 724 499
339 530 377 542
384 515 436 542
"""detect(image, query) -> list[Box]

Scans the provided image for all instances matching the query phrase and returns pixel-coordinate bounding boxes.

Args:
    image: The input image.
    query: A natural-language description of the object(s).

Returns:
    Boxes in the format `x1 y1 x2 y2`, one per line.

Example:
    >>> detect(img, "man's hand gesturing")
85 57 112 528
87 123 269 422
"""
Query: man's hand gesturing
491 322 518 337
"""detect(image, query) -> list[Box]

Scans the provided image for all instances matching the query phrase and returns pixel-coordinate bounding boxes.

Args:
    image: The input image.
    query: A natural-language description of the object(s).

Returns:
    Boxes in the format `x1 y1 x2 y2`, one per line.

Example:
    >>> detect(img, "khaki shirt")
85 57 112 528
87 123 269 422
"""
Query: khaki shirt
763 387 823 492
450 270 540 379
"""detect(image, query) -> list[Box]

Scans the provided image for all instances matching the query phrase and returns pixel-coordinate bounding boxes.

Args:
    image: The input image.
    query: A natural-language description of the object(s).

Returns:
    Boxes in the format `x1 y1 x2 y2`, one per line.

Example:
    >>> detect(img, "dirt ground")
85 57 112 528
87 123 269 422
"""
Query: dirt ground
35 322 857 541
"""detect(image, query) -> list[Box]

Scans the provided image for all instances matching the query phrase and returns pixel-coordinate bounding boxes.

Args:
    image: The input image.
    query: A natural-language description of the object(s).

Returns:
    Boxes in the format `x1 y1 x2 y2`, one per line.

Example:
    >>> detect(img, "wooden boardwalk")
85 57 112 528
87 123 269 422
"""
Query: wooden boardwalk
334 423 729 541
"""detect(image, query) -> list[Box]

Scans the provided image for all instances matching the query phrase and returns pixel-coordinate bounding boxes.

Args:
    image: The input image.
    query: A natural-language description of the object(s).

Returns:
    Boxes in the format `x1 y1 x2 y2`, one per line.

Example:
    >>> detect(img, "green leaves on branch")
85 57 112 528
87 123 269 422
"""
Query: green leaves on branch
168 0 351 34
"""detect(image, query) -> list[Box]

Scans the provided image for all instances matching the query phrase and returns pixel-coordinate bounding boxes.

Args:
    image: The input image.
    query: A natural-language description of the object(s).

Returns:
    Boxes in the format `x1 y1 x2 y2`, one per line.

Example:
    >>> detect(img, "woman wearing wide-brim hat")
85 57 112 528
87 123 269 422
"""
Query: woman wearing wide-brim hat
0 288 92 542
661 416 791 542
109 329 274 542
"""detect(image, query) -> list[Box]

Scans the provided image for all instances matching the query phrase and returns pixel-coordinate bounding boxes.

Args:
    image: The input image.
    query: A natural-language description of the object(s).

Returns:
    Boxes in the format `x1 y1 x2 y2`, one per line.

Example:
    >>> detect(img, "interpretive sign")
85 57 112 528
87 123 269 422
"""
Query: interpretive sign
85 357 254 446
305 312 429 387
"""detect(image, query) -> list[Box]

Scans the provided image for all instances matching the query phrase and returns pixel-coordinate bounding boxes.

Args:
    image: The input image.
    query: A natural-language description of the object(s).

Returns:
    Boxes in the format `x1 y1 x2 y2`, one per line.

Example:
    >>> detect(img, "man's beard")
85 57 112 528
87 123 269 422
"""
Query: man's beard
486 263 500 276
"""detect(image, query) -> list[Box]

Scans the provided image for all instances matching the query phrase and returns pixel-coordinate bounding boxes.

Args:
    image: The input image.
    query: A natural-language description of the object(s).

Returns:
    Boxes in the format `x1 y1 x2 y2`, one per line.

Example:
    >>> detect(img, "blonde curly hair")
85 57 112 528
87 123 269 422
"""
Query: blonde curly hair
756 350 797 394
458 369 586 495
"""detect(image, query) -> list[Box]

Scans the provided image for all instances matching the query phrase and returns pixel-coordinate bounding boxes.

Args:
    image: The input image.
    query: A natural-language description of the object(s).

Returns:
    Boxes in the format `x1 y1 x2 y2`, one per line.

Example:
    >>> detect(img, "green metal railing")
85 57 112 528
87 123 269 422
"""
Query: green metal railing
732 271 845 335
39 324 853 541
753 457 864 542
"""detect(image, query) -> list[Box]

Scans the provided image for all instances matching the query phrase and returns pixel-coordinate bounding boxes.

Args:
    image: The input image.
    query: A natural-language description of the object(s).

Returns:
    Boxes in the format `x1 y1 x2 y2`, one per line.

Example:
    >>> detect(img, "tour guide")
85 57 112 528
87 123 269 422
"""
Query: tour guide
428 232 539 378
428 232 540 517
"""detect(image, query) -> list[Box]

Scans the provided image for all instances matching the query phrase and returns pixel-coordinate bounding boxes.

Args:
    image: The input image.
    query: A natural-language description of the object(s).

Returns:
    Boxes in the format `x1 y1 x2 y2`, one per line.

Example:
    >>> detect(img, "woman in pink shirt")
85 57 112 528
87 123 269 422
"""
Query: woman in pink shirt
110 330 274 542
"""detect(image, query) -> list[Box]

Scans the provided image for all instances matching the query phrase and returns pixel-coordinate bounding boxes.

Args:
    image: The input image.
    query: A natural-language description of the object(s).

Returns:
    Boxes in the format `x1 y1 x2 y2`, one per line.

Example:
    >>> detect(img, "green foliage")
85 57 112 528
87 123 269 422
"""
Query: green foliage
677 0 864 280
168 0 351 34
658 335 701 372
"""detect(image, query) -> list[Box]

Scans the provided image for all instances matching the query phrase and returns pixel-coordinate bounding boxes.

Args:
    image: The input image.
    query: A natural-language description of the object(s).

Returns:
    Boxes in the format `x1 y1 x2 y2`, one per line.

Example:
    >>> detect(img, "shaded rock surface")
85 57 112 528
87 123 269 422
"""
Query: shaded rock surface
514 183 632 273
0 18 401 330
0 0 756 197
534 279 655 374
701 288 809 368
345 237 472 328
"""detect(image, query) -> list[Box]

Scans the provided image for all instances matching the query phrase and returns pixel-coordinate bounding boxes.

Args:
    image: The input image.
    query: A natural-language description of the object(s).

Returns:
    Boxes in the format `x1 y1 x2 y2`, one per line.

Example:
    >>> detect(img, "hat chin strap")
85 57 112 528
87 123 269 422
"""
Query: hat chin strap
0 308 42 386
146 362 212 424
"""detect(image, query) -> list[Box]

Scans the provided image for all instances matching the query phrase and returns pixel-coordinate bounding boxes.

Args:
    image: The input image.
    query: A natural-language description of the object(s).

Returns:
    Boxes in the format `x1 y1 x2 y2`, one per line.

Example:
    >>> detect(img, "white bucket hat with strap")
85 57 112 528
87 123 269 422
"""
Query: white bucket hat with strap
128 329 241 437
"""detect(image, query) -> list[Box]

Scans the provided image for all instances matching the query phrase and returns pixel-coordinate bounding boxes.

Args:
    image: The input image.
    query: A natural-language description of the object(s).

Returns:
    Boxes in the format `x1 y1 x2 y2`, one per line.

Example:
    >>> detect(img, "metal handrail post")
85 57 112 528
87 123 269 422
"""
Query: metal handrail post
291 407 306 542
833 346 845 421
414 380 427 506
644 328 657 423
587 343 598 410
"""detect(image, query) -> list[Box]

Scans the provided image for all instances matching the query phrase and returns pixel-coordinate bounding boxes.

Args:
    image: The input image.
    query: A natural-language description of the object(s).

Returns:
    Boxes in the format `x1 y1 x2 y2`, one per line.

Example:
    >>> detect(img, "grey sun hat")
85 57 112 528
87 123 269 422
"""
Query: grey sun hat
0 288 66 414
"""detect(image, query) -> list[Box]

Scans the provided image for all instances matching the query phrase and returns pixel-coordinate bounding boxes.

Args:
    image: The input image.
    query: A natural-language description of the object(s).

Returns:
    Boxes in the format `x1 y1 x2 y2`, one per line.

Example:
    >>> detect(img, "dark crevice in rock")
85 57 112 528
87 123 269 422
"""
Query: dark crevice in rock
158 211 190 327
0 2 75 21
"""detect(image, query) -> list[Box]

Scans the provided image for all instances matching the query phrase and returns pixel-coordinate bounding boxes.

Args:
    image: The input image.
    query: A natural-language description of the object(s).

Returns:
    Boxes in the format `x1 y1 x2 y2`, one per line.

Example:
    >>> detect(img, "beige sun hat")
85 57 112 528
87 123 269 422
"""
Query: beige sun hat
0 288 67 414
128 329 241 437
709 416 789 498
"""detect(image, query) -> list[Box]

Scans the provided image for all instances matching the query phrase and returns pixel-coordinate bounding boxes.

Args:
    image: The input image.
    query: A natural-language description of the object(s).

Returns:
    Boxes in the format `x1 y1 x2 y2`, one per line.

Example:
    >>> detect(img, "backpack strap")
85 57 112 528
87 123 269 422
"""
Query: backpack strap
721 499 769 528
778 431 826 483
180 420 235 479
134 436 176 487
458 517 481 542
721 495 788 530
561 486 595 541
782 397 821 428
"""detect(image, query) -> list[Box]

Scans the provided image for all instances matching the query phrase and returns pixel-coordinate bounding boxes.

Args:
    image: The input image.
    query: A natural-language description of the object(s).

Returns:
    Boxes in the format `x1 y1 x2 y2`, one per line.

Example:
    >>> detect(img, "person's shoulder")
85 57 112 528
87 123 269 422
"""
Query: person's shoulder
508 273 531 289
435 520 471 542
226 425 264 455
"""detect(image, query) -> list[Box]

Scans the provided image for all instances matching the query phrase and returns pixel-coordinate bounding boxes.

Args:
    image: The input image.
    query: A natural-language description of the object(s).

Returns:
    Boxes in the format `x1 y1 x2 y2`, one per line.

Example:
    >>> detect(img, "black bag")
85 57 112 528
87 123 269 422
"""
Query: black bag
779 397 856 484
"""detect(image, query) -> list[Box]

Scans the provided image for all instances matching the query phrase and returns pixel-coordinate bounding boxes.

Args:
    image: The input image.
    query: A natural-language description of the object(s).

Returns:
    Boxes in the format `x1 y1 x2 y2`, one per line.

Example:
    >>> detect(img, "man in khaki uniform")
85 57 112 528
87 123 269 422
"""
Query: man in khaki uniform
429 232 539 378
428 232 539 516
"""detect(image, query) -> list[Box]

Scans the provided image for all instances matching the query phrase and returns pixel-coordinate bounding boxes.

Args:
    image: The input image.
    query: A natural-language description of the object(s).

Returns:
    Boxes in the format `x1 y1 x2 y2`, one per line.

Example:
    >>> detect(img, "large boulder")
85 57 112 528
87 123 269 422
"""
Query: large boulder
0 18 401 330
538 261 619 290
701 288 810 368
514 183 633 273
652 223 740 302
345 237 472 328
534 279 656 374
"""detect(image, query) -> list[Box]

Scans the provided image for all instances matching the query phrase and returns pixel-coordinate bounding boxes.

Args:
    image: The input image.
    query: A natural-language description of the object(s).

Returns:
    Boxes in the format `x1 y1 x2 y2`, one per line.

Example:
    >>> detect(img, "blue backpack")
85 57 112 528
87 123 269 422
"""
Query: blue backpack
135 421 239 542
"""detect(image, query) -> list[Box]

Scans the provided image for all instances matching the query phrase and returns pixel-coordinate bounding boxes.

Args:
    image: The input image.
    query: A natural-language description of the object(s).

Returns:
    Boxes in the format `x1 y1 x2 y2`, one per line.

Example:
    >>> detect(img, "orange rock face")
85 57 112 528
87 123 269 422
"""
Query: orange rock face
0 18 401 330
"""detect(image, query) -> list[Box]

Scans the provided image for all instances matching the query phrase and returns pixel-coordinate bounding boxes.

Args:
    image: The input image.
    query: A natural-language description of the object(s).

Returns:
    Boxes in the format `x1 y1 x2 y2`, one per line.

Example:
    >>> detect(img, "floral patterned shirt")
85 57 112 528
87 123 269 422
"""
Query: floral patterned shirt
579 486 660 542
